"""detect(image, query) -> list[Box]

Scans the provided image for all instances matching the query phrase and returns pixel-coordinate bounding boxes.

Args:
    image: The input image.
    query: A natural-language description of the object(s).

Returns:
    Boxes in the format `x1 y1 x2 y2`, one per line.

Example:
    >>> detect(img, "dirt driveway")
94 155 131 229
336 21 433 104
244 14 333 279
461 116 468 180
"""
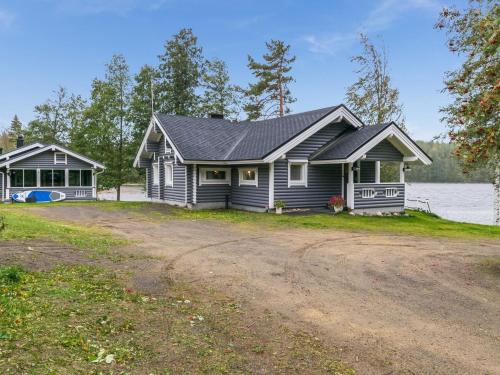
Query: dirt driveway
32 205 500 375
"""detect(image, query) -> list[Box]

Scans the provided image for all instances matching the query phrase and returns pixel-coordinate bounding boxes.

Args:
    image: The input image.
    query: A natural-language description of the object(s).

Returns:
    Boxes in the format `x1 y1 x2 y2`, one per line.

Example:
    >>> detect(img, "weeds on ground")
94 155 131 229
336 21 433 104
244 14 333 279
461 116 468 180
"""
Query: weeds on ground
0 264 355 374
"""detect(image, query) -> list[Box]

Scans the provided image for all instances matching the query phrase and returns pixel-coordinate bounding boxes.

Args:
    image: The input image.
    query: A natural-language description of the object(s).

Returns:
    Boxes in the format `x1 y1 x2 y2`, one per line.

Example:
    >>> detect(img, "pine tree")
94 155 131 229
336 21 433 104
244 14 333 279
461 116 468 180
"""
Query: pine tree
106 54 131 201
345 34 406 129
244 40 296 120
200 59 241 120
158 28 203 116
8 115 23 147
435 0 500 224
129 64 159 151
78 55 133 200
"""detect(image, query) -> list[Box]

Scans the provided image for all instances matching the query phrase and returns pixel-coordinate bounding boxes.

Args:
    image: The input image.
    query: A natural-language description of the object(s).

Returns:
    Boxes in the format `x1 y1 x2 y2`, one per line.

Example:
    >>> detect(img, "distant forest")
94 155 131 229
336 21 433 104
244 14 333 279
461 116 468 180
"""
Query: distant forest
405 141 491 183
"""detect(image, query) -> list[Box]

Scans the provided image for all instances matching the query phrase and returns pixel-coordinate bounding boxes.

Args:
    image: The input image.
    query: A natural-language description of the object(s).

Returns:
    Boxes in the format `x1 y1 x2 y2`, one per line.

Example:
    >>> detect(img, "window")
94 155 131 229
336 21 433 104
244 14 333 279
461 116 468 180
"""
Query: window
152 163 159 185
164 163 173 187
288 161 307 187
41 170 53 187
238 168 258 187
385 187 399 198
81 170 92 187
54 152 67 165
361 188 376 199
69 170 93 187
24 170 36 187
69 170 80 186
40 170 65 187
199 167 231 185
10 170 23 187
11 170 37 188
53 170 65 187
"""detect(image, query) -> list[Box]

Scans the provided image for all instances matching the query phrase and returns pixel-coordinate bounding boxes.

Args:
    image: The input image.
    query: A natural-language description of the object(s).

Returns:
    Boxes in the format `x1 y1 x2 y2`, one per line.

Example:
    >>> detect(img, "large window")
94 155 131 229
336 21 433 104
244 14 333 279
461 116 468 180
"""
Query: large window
69 170 93 187
238 167 258 187
164 163 173 187
199 167 231 185
10 169 37 188
24 170 36 187
41 170 65 187
10 170 23 187
288 161 307 187
81 170 92 187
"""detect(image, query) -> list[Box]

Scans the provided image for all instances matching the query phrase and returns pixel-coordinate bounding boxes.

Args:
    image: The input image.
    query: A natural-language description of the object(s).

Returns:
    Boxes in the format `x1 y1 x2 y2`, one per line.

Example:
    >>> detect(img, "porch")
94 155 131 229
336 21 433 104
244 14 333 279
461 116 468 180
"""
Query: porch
345 160 407 212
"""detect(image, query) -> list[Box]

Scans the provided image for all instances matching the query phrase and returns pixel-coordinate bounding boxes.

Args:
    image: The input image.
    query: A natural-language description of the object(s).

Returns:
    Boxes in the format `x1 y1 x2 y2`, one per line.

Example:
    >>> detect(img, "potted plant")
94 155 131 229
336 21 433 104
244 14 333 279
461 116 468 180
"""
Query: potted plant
274 200 286 214
328 195 345 214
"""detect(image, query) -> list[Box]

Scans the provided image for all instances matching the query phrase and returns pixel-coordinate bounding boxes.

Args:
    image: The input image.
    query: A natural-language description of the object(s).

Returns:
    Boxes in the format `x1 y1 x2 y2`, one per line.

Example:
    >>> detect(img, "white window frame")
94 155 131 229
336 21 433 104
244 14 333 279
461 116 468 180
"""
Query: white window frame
361 188 376 199
385 187 399 198
238 167 258 187
288 160 308 187
152 162 159 186
68 169 93 187
9 169 38 188
164 162 174 187
199 167 231 186
54 152 67 165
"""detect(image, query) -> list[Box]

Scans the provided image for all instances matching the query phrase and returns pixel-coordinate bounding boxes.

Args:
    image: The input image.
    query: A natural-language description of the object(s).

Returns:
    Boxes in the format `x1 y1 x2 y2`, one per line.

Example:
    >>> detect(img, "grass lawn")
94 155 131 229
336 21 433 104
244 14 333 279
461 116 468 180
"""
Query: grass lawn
0 205 355 374
20 200 498 240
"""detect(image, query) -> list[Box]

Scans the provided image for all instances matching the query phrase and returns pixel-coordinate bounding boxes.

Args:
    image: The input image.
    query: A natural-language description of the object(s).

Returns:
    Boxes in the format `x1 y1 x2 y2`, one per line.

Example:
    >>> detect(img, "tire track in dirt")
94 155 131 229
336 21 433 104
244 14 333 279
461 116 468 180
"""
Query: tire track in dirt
284 236 366 294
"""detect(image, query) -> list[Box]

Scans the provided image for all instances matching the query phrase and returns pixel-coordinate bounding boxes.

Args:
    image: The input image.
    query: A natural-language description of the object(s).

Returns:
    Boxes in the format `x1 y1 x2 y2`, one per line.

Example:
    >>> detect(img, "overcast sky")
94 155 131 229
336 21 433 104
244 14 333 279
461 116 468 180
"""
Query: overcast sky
0 0 467 140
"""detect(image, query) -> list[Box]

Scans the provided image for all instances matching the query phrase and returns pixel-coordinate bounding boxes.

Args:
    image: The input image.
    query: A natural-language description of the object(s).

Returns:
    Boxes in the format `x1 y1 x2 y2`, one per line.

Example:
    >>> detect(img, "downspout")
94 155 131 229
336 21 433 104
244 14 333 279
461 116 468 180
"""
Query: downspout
0 172 4 202
94 169 104 201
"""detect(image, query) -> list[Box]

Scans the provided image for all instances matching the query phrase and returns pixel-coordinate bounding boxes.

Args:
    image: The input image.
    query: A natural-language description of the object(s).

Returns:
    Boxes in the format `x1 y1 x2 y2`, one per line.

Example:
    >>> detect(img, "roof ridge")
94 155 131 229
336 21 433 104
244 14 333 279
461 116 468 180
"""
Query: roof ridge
223 127 252 160
310 128 354 160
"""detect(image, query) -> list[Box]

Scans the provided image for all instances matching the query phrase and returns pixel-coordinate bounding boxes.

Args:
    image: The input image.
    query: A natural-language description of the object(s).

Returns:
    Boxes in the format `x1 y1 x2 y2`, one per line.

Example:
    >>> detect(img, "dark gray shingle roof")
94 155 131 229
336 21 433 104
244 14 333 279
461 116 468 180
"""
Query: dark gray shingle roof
155 106 340 161
312 123 393 160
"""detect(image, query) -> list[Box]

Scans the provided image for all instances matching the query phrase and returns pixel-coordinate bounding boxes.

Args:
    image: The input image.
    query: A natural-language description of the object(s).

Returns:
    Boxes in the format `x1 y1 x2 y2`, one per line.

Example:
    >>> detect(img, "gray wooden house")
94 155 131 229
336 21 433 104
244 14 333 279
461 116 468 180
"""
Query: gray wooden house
0 136 105 201
134 105 431 213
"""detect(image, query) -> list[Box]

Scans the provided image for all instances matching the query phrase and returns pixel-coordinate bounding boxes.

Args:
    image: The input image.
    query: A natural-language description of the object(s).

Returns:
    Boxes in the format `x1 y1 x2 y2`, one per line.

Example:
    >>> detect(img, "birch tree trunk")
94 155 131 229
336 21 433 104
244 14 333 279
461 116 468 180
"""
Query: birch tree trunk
494 163 500 226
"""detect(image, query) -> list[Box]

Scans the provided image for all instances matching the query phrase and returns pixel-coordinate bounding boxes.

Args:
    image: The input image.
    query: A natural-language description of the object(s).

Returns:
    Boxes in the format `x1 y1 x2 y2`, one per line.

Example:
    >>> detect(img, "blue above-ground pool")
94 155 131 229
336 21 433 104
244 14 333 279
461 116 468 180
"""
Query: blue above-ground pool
12 190 66 203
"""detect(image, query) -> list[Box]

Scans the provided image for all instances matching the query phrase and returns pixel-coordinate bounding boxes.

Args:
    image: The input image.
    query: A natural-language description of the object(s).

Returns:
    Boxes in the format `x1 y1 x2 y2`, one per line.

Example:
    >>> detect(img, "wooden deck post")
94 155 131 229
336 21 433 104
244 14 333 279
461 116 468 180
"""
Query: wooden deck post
399 162 405 183
347 162 354 209
375 161 380 184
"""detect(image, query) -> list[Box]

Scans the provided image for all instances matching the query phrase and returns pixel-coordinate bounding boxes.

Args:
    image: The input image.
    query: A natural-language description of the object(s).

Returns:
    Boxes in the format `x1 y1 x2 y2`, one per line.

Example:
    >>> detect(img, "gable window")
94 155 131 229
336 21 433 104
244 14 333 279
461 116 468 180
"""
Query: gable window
199 167 231 185
238 167 258 187
41 169 66 187
152 163 159 185
54 152 67 165
361 188 376 199
164 163 173 187
288 161 307 187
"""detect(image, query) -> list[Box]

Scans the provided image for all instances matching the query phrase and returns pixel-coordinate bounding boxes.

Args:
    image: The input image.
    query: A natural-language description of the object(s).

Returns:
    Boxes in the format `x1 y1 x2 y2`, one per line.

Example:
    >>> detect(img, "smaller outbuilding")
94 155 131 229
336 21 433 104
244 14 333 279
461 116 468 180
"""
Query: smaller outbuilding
0 136 105 202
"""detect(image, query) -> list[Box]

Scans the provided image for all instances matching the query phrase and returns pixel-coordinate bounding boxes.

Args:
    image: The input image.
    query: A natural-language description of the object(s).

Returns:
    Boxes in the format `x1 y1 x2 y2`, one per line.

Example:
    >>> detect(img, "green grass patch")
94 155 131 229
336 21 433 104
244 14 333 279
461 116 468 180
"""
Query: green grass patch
4 200 499 240
0 264 354 374
0 207 127 256
167 206 500 240
478 258 500 276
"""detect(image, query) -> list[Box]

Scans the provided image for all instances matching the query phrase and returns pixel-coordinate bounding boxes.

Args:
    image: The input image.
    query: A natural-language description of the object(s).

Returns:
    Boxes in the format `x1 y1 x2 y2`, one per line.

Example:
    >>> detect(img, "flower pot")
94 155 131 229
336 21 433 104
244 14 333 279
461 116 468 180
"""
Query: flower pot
333 205 343 213
276 207 283 214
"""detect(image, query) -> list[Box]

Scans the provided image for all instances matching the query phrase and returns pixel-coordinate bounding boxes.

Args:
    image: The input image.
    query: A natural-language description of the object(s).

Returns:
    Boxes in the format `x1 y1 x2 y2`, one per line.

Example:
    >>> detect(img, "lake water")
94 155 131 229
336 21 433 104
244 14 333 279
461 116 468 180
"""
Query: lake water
406 183 494 225
100 183 496 226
